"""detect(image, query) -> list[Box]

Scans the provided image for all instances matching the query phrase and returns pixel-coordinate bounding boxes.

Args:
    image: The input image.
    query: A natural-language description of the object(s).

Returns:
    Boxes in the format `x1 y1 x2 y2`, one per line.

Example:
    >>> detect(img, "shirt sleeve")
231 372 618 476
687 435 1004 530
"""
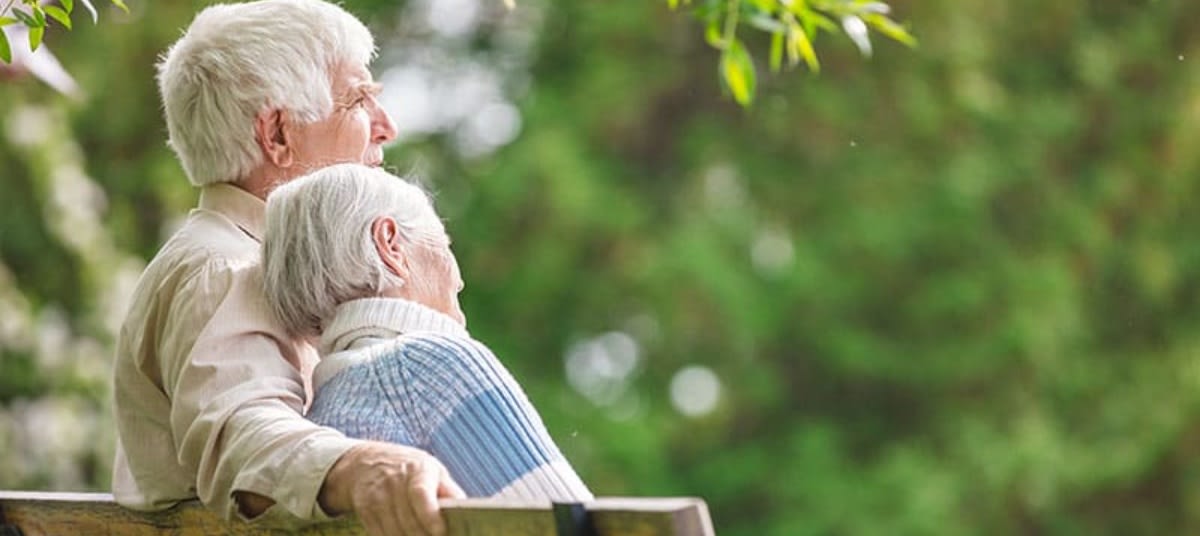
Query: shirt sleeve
164 260 361 524
395 334 593 501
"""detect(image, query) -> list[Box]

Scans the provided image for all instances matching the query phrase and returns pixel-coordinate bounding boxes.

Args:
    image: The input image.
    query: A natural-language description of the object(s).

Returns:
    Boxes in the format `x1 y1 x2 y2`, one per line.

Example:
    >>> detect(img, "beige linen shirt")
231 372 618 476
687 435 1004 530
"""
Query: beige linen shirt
112 183 360 524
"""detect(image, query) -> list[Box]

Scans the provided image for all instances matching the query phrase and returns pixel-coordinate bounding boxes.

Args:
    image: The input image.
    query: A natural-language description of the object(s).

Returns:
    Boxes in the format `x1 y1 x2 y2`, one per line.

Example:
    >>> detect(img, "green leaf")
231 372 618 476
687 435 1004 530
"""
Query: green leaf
12 9 38 27
28 24 44 52
720 38 756 106
748 0 774 11
788 26 819 72
0 16 19 26
799 9 837 35
668 0 679 9
78 0 97 23
746 13 786 33
0 30 10 63
864 14 917 47
44 5 72 30
842 15 872 57
769 31 783 73
111 0 129 13
31 5 46 27
704 17 724 47
62 0 74 14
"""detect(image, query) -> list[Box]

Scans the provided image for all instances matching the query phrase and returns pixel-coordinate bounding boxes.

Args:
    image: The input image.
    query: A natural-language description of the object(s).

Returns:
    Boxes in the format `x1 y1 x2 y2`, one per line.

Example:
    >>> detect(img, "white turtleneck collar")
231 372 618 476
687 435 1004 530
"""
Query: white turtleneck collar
313 298 469 389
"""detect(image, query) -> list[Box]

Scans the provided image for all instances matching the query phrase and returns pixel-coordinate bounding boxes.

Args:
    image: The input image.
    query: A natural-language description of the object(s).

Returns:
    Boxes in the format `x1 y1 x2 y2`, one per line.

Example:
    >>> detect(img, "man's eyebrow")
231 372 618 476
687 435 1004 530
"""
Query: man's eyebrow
356 81 383 96
335 82 383 106
339 81 380 96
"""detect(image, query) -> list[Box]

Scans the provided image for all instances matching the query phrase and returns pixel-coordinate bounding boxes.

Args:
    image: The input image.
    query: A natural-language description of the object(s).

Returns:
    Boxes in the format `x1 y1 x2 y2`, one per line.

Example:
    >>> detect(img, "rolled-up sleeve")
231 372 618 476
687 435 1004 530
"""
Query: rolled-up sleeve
166 260 361 523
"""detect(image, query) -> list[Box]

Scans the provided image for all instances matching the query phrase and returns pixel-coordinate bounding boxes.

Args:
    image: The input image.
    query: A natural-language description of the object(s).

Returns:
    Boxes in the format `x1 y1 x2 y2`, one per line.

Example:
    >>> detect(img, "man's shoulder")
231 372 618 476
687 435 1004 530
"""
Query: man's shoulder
124 211 262 315
167 208 258 262
143 211 259 278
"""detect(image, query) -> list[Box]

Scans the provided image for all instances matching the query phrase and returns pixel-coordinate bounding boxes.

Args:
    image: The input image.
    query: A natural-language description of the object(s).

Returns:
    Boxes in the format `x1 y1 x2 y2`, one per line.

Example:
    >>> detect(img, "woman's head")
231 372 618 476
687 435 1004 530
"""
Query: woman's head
262 163 464 337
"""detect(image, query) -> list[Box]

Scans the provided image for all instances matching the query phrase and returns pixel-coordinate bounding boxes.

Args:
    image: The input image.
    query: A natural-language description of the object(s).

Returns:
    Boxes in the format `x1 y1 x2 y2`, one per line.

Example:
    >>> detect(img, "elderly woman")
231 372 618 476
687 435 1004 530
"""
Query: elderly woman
261 163 593 501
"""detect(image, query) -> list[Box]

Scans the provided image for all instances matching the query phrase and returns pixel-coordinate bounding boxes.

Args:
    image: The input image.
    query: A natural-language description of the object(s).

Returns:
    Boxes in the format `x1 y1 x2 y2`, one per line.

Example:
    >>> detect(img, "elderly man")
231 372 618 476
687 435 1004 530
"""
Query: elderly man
261 164 594 501
111 2 463 536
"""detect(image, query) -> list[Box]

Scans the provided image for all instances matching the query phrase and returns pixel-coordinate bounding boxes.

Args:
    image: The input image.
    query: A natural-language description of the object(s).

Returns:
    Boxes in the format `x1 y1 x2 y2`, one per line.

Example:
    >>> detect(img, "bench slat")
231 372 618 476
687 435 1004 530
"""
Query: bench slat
0 492 713 535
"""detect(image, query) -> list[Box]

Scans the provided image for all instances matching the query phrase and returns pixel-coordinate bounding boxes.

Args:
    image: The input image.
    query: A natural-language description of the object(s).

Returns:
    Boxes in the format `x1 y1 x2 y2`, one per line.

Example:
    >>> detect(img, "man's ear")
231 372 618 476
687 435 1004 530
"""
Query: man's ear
254 108 294 168
372 216 410 281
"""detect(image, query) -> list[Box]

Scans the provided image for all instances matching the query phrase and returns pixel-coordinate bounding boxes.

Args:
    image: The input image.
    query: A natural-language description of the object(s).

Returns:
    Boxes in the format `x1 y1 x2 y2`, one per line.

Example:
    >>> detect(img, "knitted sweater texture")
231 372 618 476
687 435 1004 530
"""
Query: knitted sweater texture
305 298 592 501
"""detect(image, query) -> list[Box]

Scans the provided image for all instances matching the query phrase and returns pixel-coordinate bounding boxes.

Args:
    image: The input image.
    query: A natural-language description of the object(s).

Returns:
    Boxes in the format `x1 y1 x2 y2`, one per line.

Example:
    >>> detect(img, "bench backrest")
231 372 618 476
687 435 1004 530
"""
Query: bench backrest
0 491 714 535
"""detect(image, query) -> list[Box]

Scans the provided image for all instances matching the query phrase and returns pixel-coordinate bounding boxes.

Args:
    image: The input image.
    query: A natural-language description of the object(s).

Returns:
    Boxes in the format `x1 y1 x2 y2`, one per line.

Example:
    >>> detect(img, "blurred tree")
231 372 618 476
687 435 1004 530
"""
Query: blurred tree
1 0 914 107
3 1 1200 536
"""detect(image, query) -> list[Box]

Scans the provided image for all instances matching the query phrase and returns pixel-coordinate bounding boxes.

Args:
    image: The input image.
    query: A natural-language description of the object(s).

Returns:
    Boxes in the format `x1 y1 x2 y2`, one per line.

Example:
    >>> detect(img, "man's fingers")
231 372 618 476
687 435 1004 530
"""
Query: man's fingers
392 498 428 536
342 443 453 536
392 469 430 536
356 470 421 536
409 462 448 536
438 464 466 499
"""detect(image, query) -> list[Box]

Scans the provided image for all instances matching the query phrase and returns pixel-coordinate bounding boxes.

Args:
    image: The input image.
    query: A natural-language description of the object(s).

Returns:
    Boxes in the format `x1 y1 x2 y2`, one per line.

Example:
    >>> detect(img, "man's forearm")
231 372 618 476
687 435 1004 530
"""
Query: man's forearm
181 393 359 521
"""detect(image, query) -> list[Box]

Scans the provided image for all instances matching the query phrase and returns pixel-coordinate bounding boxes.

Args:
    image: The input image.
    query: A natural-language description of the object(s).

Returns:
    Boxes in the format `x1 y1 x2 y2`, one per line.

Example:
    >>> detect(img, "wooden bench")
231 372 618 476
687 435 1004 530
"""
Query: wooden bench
0 491 714 535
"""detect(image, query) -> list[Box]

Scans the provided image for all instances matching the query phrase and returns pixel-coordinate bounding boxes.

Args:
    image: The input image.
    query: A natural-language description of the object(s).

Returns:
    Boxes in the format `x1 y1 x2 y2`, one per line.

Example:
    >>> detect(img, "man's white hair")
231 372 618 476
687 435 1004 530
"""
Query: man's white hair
262 163 445 337
157 0 376 186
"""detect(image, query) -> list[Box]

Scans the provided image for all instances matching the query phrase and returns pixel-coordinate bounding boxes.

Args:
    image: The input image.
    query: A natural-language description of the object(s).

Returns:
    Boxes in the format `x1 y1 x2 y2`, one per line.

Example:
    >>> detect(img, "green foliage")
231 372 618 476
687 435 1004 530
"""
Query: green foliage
0 0 126 60
721 38 756 105
0 0 910 109
671 0 916 105
0 18 11 62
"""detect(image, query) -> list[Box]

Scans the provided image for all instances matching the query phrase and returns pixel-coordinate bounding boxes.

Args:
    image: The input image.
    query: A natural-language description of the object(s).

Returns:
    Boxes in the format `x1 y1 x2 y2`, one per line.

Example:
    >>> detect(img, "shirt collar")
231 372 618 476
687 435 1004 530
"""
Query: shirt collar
319 297 469 356
197 183 266 242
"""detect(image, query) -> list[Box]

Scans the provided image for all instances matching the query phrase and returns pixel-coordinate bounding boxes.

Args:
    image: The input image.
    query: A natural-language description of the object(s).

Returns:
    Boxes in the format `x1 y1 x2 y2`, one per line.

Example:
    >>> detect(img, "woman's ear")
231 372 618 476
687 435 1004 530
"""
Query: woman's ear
254 108 295 168
372 216 410 281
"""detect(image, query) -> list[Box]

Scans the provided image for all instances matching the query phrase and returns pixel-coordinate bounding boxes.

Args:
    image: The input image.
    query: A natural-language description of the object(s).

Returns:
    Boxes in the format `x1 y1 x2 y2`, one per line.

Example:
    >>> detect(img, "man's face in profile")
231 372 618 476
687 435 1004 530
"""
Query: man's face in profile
289 62 396 172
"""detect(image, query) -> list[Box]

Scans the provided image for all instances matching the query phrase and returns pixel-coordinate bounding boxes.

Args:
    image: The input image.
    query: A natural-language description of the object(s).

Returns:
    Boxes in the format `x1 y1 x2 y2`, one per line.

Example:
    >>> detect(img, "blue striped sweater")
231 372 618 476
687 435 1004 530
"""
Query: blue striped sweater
305 298 592 501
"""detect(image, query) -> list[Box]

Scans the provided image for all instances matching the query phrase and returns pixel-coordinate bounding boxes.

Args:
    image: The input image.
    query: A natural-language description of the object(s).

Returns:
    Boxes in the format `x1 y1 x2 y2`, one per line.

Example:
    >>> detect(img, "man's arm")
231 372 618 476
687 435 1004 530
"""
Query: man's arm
165 264 357 522
165 265 463 535
230 435 463 536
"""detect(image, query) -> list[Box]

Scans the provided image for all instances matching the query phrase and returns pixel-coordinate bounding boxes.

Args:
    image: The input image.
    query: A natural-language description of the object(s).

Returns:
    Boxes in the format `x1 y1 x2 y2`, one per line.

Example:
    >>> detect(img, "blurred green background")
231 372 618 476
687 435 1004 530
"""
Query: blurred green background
3 0 1200 534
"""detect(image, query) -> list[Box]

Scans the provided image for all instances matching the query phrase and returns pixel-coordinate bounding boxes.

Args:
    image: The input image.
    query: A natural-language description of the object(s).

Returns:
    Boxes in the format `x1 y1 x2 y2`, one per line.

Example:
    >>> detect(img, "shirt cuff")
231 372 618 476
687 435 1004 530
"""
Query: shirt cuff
232 432 363 523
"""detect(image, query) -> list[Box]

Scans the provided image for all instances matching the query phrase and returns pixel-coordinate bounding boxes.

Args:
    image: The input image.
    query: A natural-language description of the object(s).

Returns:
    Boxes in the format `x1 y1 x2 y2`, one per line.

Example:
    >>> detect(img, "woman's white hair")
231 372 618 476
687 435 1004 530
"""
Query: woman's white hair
262 163 445 337
157 0 376 186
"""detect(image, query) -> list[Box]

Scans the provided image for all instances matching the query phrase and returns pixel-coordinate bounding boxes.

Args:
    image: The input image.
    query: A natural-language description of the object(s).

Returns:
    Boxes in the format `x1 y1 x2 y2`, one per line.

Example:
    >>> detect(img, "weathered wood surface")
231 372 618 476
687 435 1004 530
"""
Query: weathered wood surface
0 491 714 535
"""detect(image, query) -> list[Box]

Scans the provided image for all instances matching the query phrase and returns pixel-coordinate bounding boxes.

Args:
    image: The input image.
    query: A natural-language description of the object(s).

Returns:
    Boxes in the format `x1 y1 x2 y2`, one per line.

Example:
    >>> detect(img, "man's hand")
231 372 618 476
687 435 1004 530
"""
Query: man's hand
319 441 466 536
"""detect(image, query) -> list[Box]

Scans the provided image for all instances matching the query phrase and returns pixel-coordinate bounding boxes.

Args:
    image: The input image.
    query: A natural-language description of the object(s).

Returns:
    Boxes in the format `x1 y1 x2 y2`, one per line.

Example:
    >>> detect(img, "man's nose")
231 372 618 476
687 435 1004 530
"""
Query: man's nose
370 98 397 144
